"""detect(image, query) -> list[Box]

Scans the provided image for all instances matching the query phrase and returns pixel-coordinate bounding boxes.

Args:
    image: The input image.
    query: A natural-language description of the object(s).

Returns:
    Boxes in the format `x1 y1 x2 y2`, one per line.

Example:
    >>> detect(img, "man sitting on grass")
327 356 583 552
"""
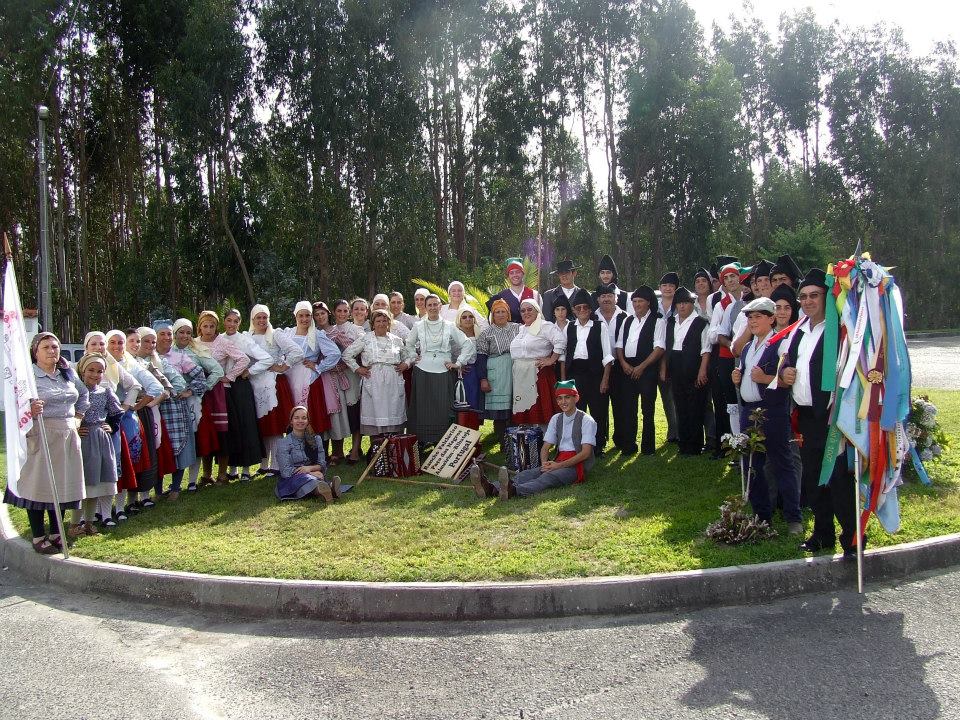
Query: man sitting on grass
471 380 597 500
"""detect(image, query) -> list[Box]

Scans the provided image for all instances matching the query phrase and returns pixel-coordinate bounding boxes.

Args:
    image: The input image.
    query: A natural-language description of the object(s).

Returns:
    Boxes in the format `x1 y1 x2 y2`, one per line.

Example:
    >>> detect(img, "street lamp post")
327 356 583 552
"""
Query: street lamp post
37 104 52 333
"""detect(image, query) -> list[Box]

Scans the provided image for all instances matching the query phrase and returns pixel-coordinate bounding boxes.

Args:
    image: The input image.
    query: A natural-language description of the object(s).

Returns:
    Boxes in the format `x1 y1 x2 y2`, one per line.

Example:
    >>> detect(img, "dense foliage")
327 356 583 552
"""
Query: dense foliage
2 0 959 338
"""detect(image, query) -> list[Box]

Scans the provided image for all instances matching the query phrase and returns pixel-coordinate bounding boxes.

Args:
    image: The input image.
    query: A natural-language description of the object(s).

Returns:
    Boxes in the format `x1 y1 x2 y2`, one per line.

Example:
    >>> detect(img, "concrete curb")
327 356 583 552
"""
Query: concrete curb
906 331 960 340
3 506 958 621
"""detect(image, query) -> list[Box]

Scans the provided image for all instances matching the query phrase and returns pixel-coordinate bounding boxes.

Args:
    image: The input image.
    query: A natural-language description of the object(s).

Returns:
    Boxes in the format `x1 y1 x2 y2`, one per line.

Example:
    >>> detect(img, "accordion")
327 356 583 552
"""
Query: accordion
503 426 544 472
369 434 421 478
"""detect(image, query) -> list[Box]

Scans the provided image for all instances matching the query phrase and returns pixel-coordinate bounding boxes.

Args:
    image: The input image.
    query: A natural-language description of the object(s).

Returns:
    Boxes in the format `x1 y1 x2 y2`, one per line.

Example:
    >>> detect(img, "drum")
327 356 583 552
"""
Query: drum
388 434 421 477
503 426 544 472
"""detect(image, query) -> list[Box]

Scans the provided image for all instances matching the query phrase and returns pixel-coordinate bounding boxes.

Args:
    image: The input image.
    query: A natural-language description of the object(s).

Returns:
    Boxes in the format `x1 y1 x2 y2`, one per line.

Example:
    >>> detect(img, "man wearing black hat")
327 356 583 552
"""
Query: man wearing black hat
541 259 582 322
594 282 630 453
593 254 629 310
562 288 614 456
657 271 681 443
779 269 858 557
771 254 802 289
614 286 666 455
659 286 711 455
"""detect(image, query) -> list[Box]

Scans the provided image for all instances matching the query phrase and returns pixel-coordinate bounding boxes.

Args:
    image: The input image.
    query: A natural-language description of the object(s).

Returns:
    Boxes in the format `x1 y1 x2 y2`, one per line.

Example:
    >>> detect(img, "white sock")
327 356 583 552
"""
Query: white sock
97 496 113 519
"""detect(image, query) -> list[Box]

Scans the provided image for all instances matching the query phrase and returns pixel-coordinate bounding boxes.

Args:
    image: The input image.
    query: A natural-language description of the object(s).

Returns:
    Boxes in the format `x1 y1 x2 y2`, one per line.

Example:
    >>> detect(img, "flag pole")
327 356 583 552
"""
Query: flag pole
854 450 863 593
3 234 69 558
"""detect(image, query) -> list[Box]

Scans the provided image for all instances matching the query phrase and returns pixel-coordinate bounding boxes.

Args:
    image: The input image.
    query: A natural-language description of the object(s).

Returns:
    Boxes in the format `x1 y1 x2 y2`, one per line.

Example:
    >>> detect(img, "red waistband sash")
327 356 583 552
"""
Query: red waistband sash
556 450 585 483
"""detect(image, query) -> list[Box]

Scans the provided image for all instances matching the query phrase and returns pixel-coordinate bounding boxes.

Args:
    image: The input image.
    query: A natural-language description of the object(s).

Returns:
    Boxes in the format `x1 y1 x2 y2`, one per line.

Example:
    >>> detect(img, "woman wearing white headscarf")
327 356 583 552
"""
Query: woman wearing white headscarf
509 298 566 425
404 293 475 446
281 301 342 439
324 299 364 463
244 303 302 474
441 281 488 331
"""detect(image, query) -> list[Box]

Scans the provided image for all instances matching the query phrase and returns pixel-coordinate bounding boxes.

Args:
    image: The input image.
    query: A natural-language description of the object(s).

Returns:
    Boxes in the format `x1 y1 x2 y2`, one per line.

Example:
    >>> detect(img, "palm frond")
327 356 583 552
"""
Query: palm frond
410 278 449 303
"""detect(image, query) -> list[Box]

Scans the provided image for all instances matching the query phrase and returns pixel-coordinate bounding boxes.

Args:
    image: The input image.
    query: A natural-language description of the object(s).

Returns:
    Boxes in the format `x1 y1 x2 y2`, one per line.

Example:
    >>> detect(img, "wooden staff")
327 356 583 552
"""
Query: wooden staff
355 439 390 486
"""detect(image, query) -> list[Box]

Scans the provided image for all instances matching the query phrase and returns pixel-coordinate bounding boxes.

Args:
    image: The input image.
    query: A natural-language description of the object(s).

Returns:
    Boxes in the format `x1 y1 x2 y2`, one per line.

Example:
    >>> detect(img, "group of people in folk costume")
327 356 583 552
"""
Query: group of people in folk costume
7 252 857 560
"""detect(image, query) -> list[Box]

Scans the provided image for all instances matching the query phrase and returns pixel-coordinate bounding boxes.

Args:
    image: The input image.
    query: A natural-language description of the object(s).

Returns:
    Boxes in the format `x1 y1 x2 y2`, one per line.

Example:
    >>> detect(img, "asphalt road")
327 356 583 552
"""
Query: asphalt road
2 564 958 720
908 336 960 390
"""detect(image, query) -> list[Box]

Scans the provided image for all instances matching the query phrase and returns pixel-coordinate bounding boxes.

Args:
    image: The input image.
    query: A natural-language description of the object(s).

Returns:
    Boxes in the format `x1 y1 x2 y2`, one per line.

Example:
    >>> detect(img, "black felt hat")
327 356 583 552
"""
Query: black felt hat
553 292 573 315
570 288 594 308
659 271 680 287
593 283 617 298
631 285 656 305
673 286 693 304
694 267 712 283
799 268 828 291
770 283 798 307
552 258 579 274
597 254 618 283
715 254 739 267
752 259 775 279
772 254 802 284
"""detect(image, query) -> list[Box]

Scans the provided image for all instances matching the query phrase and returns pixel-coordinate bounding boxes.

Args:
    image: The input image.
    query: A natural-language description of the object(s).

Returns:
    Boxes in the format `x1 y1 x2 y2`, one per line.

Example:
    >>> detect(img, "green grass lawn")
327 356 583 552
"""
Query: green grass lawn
3 388 958 582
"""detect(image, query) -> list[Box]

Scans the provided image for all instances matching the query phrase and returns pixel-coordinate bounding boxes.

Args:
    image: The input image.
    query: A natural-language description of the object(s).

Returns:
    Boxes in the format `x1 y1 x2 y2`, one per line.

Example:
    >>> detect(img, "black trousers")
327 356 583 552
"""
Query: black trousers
609 364 629 450
669 358 708 455
801 442 857 551
614 362 658 454
569 360 609 453
710 355 737 455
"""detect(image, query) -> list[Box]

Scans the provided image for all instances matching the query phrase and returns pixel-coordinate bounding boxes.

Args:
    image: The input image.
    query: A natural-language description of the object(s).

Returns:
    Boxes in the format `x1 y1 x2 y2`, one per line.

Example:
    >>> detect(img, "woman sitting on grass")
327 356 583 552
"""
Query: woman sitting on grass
275 406 342 503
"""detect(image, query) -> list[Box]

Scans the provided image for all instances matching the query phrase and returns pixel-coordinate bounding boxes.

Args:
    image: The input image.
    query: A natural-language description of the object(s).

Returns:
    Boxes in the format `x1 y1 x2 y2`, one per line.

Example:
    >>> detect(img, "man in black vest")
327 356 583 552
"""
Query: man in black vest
657 271 680 443
779 268 858 557
541 259 582 322
660 286 711 456
562 288 613 457
614 286 666 455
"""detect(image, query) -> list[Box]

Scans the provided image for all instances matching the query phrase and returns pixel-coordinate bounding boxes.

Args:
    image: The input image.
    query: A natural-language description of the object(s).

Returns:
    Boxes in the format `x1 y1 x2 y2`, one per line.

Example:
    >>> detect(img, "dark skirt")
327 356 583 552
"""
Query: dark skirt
512 364 559 425
3 488 80 512
408 368 455 445
258 374 296 438
134 407 159 492
226 377 266 466
275 472 321 500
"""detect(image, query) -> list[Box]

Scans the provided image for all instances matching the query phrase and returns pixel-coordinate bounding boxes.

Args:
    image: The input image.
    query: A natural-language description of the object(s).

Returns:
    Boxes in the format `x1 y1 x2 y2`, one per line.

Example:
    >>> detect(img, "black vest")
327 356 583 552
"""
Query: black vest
565 321 605 374
786 323 830 421
620 312 658 364
666 314 708 379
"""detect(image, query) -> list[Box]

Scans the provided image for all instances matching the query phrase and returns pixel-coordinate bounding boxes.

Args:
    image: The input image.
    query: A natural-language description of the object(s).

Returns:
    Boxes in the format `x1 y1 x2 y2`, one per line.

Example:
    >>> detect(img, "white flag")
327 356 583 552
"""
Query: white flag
2 261 38 499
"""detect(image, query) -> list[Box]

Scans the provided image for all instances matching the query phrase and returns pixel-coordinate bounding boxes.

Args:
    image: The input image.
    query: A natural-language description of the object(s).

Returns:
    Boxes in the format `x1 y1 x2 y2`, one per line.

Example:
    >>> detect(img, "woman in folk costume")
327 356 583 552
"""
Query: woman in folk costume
245 304 301 475
369 293 411 339
488 258 541 324
105 329 167 514
324 299 364 464
274 406 342 503
351 297 370 329
83 331 143 520
441 282 489 332
75 353 122 531
404 293 476 447
194 310 253 484
128 328 178 499
312 300 352 459
220 308 272 482
509 298 566 426
341 308 414 437
143 321 202 500
475 298 520 445
3 333 88 554
454 306 484 417
170 318 225 488
281 301 342 447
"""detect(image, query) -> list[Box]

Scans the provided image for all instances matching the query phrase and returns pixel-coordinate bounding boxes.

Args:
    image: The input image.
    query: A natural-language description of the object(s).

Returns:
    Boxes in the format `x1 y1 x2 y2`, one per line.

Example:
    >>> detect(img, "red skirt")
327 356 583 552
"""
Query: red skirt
157 417 177 477
132 421 153 473
196 392 221 457
307 378 332 434
511 364 559 425
118 432 139 491
258 374 296 438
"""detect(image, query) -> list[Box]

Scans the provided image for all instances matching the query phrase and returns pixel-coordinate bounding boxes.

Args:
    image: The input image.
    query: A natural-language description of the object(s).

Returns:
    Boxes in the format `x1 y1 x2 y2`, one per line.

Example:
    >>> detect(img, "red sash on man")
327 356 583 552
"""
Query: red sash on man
718 293 735 358
555 450 586 483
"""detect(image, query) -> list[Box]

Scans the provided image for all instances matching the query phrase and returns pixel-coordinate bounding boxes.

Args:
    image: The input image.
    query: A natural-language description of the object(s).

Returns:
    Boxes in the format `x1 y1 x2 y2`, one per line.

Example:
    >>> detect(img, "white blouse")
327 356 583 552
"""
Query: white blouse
510 321 567 360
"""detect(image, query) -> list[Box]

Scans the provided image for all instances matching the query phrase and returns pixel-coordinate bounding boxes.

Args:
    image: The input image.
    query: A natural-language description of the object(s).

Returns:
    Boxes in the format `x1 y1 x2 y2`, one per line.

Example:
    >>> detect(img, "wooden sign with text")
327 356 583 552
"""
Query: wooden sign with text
422 424 481 479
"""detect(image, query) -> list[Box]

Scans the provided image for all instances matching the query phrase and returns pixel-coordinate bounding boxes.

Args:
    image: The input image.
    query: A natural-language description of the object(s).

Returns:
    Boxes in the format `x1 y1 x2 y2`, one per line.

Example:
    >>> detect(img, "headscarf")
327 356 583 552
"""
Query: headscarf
137 326 163 366
446 281 465 305
103 329 128 385
369 307 393 331
371 293 390 309
248 304 275 346
455 306 477 335
490 298 511 326
30 332 71 379
152 318 174 333
83 331 106 351
172 318 212 358
294 300 318 351
520 298 543 336
77 352 108 379
196 310 221 341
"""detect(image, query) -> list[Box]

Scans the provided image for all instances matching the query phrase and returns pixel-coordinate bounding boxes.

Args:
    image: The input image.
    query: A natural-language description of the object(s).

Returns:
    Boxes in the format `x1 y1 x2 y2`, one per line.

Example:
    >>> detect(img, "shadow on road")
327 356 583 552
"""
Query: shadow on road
681 589 941 719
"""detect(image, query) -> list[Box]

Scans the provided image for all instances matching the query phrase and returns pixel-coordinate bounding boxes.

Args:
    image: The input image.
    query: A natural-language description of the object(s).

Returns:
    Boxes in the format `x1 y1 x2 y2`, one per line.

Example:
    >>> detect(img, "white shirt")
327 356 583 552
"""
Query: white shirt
617 310 667 357
561 285 577 298
708 292 733 345
594 308 628 350
544 410 598 451
740 331 774 402
671 313 711 355
572 320 614 365
510 321 567 360
791 318 825 407
695 296 712 321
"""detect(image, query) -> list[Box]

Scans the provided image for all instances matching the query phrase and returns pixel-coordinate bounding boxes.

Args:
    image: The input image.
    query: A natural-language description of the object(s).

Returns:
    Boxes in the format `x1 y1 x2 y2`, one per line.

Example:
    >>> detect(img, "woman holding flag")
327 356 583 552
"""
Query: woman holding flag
3 332 89 554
